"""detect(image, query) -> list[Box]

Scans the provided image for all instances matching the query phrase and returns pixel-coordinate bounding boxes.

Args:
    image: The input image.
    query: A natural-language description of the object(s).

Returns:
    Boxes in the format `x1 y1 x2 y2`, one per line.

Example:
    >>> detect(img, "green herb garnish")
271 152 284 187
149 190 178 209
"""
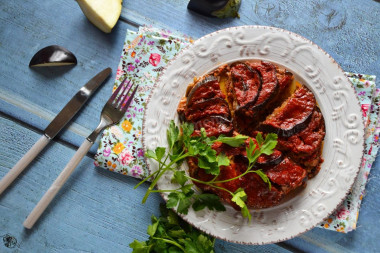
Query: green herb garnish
135 120 278 221
129 204 215 253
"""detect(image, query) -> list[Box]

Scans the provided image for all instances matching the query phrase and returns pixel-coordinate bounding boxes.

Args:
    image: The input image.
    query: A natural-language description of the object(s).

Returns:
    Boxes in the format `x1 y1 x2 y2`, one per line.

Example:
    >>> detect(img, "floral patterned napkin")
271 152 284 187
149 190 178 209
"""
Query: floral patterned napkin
94 27 192 178
320 76 379 233
94 27 378 233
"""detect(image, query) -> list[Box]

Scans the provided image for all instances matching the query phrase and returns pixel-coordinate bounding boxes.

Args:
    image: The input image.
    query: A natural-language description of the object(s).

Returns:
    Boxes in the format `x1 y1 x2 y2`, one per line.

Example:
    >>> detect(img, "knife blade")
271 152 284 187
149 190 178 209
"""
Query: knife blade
44 68 111 138
0 67 111 195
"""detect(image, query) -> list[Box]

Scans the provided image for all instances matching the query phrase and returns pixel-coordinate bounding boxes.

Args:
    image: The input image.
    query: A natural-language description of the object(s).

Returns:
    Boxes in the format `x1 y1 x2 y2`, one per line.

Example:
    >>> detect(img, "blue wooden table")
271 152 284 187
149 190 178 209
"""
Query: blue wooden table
1 0 379 252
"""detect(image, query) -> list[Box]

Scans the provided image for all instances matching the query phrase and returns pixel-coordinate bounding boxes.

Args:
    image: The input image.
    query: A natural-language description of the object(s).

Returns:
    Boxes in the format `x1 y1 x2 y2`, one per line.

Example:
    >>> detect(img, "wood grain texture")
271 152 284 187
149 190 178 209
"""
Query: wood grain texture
121 0 380 79
0 0 379 252
0 116 162 252
0 135 49 195
0 0 137 153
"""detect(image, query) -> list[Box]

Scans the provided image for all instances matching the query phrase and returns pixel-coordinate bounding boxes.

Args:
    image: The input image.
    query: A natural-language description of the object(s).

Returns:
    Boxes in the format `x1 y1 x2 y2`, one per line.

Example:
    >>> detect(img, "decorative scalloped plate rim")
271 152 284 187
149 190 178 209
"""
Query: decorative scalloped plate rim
142 26 365 245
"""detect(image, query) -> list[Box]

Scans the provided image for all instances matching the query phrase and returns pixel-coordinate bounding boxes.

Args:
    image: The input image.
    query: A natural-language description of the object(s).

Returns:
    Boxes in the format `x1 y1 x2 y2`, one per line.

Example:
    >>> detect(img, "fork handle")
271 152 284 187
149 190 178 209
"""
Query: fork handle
0 135 50 196
23 139 93 229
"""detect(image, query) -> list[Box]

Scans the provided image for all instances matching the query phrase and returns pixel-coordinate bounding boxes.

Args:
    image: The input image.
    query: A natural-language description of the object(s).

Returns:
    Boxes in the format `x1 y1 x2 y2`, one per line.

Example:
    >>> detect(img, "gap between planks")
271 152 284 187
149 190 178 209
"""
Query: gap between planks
0 111 96 157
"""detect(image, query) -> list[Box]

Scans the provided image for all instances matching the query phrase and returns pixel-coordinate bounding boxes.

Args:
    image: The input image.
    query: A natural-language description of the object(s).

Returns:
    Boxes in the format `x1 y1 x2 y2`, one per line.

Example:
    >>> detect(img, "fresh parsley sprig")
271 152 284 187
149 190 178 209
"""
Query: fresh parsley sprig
135 120 278 221
129 204 215 253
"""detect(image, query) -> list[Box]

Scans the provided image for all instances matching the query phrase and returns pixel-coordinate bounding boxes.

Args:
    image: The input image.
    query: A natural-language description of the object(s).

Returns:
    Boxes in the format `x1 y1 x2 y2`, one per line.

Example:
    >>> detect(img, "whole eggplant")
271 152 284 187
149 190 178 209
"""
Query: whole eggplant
187 0 241 18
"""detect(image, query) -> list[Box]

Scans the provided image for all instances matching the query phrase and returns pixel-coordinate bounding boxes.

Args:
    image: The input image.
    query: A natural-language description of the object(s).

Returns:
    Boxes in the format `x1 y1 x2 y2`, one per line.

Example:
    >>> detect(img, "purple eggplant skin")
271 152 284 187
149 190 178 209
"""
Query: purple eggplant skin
187 0 241 18
256 150 284 167
188 0 230 17
250 62 279 111
29 45 77 67
236 150 284 168
259 109 314 138
186 75 220 106
193 115 233 137
185 97 231 121
231 63 262 111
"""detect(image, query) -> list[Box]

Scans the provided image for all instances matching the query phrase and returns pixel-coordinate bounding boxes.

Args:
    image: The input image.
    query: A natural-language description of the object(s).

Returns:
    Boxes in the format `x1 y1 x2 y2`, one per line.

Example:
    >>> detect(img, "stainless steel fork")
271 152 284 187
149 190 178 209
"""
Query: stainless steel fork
23 77 139 229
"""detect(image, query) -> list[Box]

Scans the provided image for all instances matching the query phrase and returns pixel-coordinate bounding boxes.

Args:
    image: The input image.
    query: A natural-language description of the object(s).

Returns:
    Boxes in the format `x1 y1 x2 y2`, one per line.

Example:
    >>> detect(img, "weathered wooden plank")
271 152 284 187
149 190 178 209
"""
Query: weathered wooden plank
0 0 379 252
0 0 137 153
0 116 161 252
1 0 379 153
121 0 380 79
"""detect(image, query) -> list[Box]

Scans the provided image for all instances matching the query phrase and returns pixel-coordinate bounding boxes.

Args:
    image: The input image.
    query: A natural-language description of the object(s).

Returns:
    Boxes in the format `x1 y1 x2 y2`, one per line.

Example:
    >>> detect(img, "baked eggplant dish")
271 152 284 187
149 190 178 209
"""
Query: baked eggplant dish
177 61 325 209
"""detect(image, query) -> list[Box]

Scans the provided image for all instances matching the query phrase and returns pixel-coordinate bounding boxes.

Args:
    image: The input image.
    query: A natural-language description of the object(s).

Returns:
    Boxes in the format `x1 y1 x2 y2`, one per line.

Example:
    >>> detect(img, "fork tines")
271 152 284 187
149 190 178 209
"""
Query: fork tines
110 77 139 111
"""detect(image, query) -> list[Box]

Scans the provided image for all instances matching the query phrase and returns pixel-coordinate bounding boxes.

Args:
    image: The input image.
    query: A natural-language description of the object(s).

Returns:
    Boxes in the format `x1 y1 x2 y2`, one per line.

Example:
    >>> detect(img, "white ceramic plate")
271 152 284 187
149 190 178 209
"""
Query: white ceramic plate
142 26 364 245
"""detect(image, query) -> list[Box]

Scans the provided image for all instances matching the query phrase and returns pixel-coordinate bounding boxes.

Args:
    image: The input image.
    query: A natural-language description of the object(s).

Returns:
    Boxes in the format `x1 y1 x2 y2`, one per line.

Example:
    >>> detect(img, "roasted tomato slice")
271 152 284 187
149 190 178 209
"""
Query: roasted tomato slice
185 97 231 121
265 157 307 194
187 76 224 106
260 86 316 137
231 63 262 109
193 116 233 137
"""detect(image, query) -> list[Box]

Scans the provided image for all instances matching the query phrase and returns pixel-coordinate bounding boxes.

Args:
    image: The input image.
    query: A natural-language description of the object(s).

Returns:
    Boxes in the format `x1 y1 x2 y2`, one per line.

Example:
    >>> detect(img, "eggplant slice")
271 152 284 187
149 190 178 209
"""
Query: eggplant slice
231 63 262 110
186 76 224 106
244 173 284 208
260 86 316 137
250 61 279 110
277 108 325 156
193 115 233 137
185 97 231 121
29 45 77 67
277 69 294 92
233 61 281 132
256 149 284 167
265 157 307 194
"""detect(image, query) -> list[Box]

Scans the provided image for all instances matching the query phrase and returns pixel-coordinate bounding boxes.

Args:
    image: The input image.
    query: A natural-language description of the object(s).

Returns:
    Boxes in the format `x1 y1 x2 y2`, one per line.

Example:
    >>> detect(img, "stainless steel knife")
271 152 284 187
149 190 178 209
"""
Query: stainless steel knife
0 67 111 195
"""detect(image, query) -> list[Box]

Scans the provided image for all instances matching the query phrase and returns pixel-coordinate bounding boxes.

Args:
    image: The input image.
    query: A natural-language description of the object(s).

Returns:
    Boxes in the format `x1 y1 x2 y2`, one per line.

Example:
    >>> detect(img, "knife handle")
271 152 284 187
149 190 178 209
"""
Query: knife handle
23 139 93 229
0 135 50 196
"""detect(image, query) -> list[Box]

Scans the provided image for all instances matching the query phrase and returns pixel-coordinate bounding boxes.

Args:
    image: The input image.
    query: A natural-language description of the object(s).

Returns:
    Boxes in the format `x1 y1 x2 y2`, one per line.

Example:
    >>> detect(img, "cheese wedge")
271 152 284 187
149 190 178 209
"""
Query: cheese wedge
77 0 123 33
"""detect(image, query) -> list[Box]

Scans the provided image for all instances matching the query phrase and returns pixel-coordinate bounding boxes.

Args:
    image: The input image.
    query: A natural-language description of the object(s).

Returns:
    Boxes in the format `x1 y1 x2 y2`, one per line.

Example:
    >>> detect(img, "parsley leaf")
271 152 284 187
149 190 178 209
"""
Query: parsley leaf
256 132 264 146
215 134 248 147
147 216 159 236
198 156 220 175
167 186 194 215
246 138 258 164
181 122 194 142
260 133 278 155
216 153 230 167
182 233 215 253
167 120 180 150
130 205 215 253
192 194 226 212
145 149 158 160
155 147 166 162
231 188 247 208
231 188 251 222
129 240 151 252
172 171 187 186
255 169 272 191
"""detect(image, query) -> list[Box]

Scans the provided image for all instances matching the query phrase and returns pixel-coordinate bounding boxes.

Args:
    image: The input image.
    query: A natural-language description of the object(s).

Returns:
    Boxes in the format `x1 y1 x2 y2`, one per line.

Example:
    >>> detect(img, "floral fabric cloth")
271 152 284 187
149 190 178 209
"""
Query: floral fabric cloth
94 27 192 179
320 74 379 233
94 27 378 233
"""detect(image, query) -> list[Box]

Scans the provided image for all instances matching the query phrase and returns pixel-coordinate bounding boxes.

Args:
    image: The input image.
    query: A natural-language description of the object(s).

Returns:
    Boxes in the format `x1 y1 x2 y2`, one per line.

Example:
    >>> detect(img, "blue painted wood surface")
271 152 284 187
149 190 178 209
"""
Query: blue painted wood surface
0 0 379 252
